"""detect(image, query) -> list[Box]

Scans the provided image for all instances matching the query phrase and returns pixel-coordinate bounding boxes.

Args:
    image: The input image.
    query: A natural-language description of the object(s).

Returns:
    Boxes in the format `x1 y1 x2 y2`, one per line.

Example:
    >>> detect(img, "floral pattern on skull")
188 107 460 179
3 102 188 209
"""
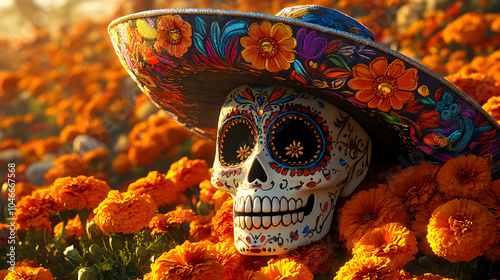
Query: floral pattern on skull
211 84 372 255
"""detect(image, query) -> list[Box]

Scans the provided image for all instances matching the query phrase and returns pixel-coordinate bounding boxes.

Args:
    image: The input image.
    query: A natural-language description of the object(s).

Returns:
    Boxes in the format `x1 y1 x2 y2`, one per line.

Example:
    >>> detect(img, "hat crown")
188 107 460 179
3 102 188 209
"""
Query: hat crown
276 5 374 41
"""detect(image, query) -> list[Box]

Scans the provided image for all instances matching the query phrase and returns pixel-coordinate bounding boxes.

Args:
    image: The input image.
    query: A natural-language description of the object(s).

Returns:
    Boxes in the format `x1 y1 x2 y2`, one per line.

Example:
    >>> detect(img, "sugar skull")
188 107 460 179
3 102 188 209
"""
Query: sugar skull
211 84 371 255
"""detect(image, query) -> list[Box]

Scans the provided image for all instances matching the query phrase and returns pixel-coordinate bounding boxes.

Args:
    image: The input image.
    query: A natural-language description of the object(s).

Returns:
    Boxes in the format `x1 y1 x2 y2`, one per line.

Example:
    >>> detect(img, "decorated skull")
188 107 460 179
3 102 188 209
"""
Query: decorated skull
211 84 372 255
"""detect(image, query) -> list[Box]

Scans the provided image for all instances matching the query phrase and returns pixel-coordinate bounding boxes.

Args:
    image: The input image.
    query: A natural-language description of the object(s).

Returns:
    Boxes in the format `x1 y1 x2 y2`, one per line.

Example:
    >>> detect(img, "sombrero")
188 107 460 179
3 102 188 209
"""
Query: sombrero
108 5 500 178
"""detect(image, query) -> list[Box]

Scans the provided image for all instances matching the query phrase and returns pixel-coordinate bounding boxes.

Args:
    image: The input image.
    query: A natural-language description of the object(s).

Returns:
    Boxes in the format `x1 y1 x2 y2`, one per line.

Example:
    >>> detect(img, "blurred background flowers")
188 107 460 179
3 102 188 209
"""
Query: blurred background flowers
0 0 499 279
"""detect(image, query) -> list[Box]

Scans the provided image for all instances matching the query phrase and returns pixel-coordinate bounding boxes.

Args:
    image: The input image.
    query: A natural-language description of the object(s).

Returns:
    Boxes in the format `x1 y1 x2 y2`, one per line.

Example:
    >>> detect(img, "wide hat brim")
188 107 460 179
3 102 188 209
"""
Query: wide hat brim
108 7 500 178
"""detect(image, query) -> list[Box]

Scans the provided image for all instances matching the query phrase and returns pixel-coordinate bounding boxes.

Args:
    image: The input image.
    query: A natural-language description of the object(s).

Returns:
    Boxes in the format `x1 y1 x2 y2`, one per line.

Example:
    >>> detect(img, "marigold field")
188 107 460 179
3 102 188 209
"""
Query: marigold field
0 0 499 279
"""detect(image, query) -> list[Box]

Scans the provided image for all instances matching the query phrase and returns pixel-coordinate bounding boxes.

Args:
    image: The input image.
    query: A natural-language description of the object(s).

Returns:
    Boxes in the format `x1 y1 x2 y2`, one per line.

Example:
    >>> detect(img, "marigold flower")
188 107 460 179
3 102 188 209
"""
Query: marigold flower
211 199 234 241
155 15 192 58
15 187 60 232
334 255 398 280
414 273 452 280
259 258 313 280
273 243 334 275
128 138 162 166
82 148 110 163
241 21 296 72
34 136 62 158
442 11 489 46
445 72 499 105
4 266 55 280
149 207 195 236
93 190 157 235
409 193 445 256
0 138 22 150
206 240 243 280
483 96 500 122
112 152 132 175
3 181 39 201
166 157 210 191
52 176 111 210
190 214 215 242
352 222 418 268
190 138 216 165
53 215 85 240
128 171 179 207
44 153 91 184
436 154 491 199
199 179 217 204
349 57 418 112
385 161 440 214
144 240 223 280
338 187 408 251
427 198 496 262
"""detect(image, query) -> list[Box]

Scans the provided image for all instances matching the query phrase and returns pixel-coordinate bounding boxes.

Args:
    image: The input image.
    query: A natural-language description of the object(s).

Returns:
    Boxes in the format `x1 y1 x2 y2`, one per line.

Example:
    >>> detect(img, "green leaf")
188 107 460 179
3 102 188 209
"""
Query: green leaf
420 97 436 105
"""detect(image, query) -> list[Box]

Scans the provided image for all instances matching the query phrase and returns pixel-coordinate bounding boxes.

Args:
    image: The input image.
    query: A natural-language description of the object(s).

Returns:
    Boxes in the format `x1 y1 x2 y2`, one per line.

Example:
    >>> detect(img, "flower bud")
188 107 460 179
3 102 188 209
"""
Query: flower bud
196 201 213 216
89 244 105 256
78 267 95 280
109 235 125 251
86 221 104 247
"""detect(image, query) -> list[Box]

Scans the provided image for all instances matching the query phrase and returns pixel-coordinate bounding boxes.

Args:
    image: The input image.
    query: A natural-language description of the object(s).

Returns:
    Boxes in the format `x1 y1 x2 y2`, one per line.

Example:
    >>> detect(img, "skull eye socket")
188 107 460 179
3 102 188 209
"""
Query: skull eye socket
268 113 323 167
219 117 256 167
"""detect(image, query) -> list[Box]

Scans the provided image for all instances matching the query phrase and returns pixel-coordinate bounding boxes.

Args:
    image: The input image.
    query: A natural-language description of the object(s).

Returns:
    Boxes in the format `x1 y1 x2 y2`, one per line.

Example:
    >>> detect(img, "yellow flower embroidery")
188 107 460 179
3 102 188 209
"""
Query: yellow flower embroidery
236 144 251 161
285 141 303 158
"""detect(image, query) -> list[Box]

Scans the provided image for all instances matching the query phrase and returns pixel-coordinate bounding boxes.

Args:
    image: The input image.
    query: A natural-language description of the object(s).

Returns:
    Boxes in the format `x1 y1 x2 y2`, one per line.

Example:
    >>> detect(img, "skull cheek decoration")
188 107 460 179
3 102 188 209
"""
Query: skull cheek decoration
211 84 372 255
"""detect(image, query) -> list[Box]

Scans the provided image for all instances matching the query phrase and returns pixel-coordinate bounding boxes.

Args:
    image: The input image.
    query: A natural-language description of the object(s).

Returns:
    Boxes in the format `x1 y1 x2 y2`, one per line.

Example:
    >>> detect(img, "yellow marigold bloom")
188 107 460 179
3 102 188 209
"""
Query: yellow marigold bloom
442 11 489 46
93 190 157 235
338 188 408 251
149 207 195 236
334 255 398 280
206 240 243 280
166 157 210 191
53 215 85 240
4 266 55 280
144 240 224 280
273 243 334 275
44 153 91 184
352 222 418 268
128 171 179 207
259 258 313 280
483 96 500 123
53 176 111 210
385 161 440 214
427 198 496 262
436 154 491 200
211 199 234 241
445 72 499 105
15 187 60 232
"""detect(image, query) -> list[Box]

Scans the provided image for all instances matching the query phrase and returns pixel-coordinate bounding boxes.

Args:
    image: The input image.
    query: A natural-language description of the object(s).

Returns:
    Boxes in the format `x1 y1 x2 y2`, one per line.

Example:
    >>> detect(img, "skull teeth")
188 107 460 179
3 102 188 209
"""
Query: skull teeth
233 194 314 230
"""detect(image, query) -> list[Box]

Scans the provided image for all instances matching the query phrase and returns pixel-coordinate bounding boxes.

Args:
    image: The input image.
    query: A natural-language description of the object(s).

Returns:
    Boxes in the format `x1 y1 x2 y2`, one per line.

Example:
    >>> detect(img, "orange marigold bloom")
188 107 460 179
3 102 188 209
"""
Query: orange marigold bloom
414 273 452 280
199 179 217 204
409 193 445 256
352 223 418 268
53 215 85 240
445 72 499 105
259 258 313 280
3 181 39 201
273 243 334 275
15 187 60 232
206 240 243 280
82 148 110 163
44 153 91 184
149 207 195 236
166 157 210 191
128 171 179 207
0 138 22 150
191 138 216 165
427 198 496 262
155 15 192 58
436 154 492 199
349 57 418 112
241 21 296 72
189 215 215 242
4 266 54 280
338 188 408 251
128 138 162 166
112 152 132 175
385 161 440 214
334 255 398 280
211 199 234 241
442 11 489 46
53 176 111 210
483 96 500 122
144 240 223 280
93 190 157 235
34 136 62 158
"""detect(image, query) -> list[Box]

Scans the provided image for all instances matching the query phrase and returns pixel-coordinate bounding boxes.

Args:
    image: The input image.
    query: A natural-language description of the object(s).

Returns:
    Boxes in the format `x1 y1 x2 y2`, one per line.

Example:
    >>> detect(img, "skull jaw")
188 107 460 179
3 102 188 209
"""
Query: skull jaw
232 189 340 255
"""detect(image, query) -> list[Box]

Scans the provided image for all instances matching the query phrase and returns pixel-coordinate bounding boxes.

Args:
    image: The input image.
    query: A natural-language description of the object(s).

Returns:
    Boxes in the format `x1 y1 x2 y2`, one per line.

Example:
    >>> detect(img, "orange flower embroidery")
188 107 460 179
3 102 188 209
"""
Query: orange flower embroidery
436 154 492 199
349 57 418 112
352 222 418 268
427 198 496 262
155 15 192 57
241 21 296 72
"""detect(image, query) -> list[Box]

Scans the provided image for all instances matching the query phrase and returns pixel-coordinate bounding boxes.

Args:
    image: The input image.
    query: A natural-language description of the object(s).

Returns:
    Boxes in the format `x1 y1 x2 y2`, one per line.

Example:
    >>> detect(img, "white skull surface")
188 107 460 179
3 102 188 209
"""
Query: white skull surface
211 84 371 255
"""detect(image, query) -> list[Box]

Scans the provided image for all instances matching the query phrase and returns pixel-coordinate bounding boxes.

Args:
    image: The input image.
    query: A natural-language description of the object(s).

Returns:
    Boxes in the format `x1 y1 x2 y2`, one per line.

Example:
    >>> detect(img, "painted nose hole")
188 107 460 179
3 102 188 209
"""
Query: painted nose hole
247 159 267 183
